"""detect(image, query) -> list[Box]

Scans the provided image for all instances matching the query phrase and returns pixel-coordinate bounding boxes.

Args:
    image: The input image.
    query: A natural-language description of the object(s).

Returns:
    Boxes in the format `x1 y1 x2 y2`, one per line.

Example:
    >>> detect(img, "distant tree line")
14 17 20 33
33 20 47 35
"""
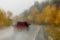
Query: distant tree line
16 0 60 26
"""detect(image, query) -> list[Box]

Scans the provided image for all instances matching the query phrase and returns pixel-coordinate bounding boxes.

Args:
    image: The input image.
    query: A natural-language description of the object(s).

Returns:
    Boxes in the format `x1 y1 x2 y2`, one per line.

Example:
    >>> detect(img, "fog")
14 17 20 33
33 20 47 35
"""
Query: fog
0 0 47 16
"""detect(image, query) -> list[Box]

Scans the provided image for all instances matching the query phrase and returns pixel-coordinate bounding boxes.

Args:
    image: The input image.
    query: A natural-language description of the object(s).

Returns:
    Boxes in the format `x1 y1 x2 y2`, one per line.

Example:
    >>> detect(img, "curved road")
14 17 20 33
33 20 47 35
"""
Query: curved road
14 25 49 40
0 25 49 40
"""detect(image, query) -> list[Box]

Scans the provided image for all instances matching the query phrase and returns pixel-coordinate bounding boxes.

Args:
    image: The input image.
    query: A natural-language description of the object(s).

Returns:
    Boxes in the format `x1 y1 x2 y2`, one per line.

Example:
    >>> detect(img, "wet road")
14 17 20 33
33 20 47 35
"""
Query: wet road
14 25 48 40
0 25 48 40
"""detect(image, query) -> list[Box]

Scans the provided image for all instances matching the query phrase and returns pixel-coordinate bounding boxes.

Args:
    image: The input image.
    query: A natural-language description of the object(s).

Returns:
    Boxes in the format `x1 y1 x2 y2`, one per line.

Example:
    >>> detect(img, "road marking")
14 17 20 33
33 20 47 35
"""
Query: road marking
33 26 40 40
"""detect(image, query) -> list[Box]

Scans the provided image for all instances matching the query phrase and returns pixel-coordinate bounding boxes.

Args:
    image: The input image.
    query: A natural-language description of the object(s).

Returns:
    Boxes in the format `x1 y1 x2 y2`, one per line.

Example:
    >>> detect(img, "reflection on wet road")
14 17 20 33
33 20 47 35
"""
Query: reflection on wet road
14 25 48 40
0 25 48 40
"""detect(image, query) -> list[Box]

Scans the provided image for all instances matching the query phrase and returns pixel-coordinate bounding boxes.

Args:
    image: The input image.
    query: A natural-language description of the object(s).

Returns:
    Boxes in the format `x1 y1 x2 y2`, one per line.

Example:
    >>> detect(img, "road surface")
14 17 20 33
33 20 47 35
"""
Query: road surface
14 25 48 40
0 25 49 40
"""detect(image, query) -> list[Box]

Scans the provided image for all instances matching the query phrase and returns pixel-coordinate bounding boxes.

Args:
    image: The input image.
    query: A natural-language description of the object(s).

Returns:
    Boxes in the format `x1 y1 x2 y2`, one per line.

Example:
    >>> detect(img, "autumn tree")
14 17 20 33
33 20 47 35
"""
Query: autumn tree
54 9 60 26
28 6 39 24
41 0 60 26
0 9 12 29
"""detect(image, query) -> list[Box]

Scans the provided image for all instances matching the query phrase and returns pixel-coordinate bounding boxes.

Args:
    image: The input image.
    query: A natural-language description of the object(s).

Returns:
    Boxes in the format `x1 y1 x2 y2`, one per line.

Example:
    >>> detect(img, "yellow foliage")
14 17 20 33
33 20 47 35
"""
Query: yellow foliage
42 5 52 15
43 4 60 26
35 15 41 24
0 9 12 29
26 4 60 26
27 15 33 20
54 19 59 25
54 9 60 25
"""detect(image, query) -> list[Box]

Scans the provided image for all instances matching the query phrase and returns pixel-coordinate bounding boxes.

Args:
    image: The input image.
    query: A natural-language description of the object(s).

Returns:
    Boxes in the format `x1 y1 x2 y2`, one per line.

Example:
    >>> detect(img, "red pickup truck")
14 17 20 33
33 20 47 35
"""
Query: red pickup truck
15 21 30 30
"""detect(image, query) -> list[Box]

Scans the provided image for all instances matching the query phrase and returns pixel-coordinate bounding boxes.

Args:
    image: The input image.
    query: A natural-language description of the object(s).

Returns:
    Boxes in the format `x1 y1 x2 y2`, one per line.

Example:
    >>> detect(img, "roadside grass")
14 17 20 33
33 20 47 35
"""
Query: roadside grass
44 25 60 40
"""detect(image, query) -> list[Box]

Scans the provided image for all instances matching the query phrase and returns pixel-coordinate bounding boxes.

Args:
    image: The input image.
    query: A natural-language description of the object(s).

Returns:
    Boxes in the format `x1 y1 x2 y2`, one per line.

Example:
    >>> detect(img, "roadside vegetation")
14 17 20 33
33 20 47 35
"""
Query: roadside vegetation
44 25 60 40
0 9 12 29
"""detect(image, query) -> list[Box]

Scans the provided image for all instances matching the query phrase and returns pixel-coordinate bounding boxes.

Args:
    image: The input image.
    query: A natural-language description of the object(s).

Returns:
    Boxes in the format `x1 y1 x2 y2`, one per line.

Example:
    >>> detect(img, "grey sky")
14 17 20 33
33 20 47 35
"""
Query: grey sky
0 0 47 17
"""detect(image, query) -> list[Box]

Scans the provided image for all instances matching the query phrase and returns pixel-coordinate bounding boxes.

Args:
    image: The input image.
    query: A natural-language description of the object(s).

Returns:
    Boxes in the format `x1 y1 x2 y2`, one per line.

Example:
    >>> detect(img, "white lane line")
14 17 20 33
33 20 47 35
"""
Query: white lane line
33 26 40 40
